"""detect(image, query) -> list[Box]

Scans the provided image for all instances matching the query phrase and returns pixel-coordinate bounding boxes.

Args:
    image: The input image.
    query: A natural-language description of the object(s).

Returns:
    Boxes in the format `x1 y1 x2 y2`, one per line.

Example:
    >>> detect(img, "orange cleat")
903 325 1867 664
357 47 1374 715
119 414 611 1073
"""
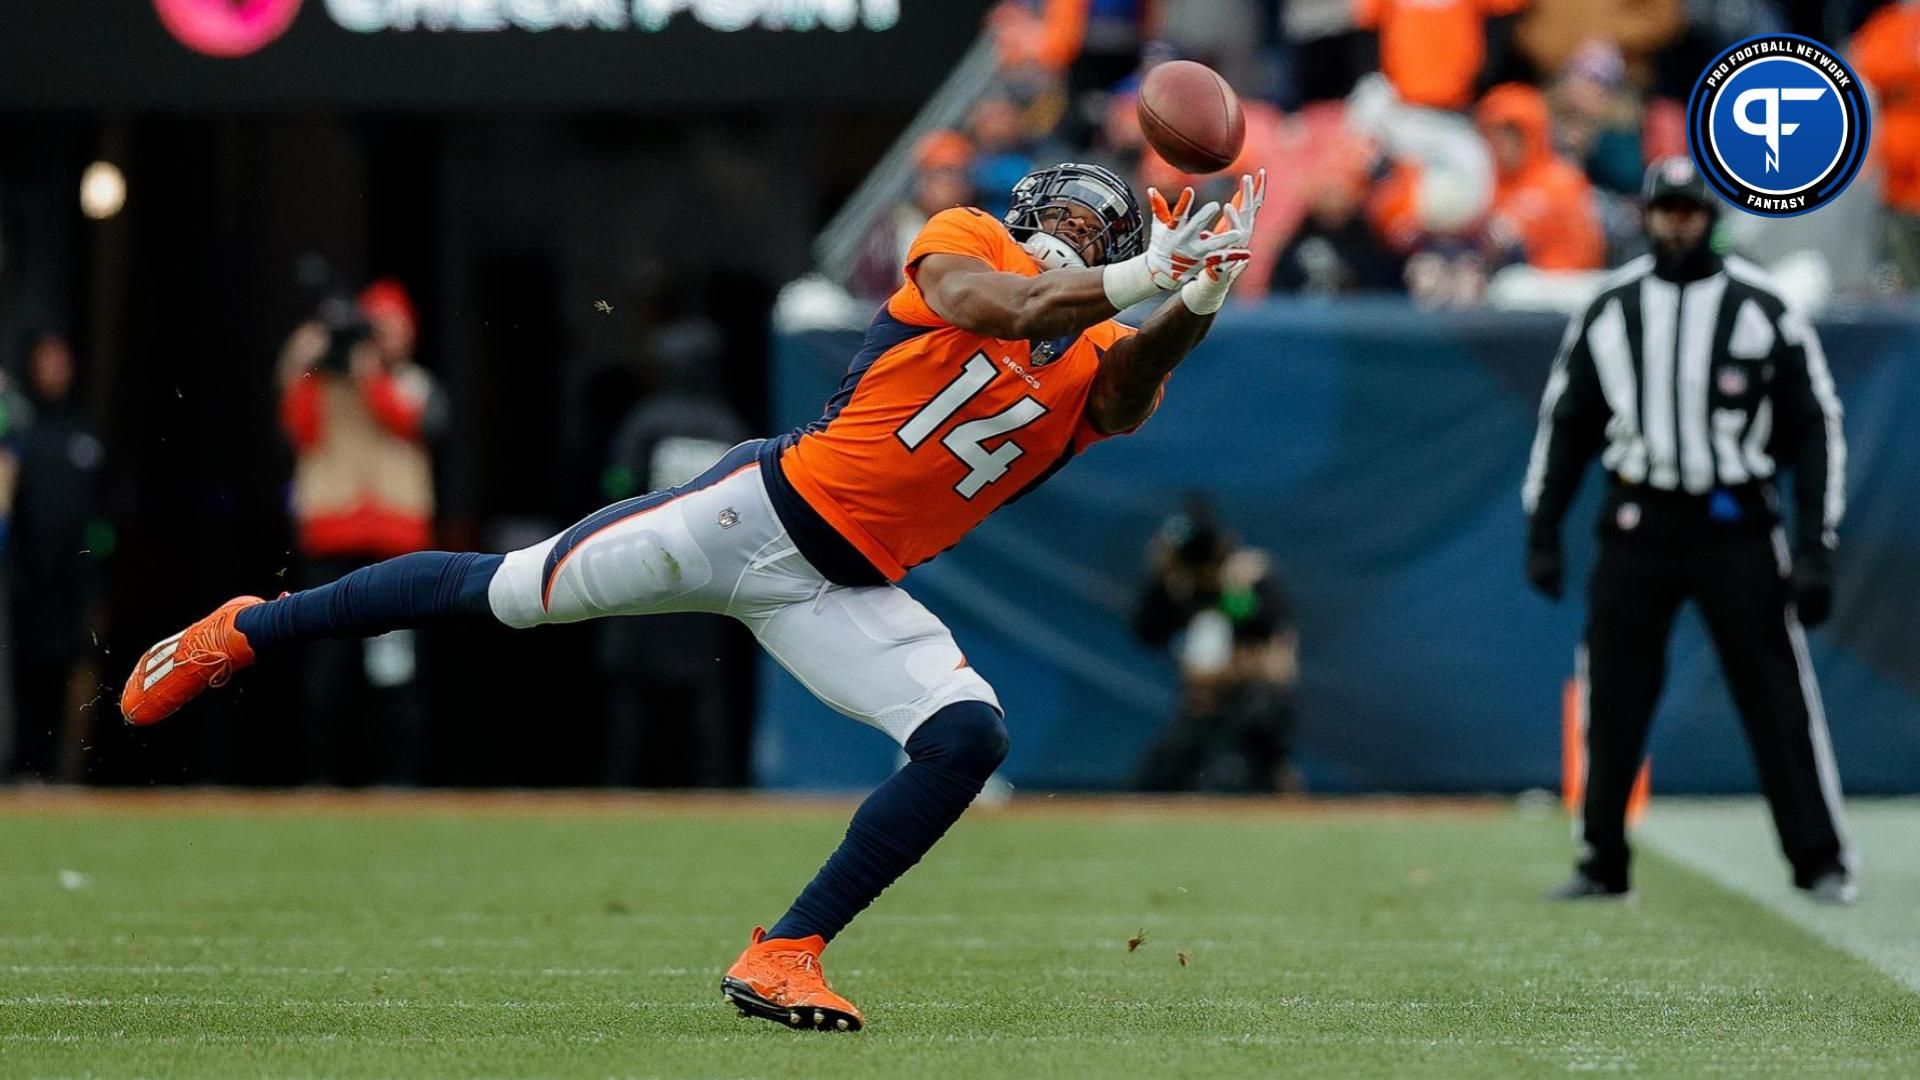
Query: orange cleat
120 596 265 726
721 927 865 1031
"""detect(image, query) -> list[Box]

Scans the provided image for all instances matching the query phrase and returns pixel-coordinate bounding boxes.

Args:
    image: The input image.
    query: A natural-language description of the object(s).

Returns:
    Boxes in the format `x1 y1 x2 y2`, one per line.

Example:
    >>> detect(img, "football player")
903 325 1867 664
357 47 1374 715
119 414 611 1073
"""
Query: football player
120 162 1266 1031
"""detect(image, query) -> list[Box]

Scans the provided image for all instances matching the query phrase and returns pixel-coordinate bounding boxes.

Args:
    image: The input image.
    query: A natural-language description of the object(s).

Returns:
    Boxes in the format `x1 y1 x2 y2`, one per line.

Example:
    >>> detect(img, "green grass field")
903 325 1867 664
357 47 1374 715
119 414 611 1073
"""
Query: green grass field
3 792 1916 1079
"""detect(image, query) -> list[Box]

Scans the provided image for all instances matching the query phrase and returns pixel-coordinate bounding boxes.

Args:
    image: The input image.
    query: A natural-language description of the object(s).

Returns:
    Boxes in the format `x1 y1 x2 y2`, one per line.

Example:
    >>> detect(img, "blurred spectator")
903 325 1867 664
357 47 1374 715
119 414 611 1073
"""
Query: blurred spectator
5 335 103 782
1133 498 1300 794
1341 73 1497 302
0 367 28 776
1853 1 1920 287
278 279 449 785
1651 0 1783 100
1475 82 1606 271
1277 0 1375 104
1346 72 1496 239
993 0 1154 148
1158 0 1266 95
1271 152 1405 294
1515 0 1682 91
597 319 750 788
993 0 1150 96
850 130 975 301
1353 0 1529 111
1548 41 1646 198
967 92 1037 220
1094 84 1152 177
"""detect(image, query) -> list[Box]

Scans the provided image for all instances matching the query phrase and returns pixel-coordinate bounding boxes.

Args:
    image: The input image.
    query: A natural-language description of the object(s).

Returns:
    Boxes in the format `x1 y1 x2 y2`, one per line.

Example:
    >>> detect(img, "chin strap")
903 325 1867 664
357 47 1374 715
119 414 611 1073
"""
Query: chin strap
1022 233 1087 272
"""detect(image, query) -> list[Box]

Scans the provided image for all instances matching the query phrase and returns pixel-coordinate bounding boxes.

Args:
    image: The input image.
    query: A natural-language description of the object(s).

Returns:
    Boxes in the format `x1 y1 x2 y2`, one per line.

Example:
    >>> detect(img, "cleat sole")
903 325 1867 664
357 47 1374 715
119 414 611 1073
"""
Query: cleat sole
720 976 862 1032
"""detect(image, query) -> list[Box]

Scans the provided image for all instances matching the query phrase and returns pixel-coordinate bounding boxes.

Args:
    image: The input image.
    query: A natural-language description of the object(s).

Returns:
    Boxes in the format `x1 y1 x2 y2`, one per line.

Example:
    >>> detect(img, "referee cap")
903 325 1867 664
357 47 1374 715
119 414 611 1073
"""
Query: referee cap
1642 156 1718 213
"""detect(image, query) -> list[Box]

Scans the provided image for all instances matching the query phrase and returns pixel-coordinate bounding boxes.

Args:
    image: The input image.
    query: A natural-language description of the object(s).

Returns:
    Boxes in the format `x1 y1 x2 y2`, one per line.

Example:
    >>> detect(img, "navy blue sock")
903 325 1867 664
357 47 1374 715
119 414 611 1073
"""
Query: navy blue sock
765 700 1009 944
233 551 504 656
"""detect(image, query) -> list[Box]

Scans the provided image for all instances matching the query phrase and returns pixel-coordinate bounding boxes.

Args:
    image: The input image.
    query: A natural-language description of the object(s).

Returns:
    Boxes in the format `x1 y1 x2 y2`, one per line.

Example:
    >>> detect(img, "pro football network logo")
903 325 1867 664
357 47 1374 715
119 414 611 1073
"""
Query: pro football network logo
1687 34 1870 217
153 0 302 58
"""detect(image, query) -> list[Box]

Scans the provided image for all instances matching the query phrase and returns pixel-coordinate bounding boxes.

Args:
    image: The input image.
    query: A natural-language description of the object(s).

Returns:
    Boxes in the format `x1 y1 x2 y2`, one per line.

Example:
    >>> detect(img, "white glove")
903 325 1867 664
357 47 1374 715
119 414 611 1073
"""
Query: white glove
1101 186 1237 310
1177 247 1253 315
1179 171 1265 315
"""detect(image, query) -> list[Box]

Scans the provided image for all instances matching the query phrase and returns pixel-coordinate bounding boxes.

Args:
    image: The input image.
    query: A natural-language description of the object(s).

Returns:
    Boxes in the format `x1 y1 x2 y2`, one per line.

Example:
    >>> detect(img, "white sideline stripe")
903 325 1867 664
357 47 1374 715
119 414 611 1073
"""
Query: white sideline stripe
1640 799 1920 993
146 640 180 671
140 658 175 691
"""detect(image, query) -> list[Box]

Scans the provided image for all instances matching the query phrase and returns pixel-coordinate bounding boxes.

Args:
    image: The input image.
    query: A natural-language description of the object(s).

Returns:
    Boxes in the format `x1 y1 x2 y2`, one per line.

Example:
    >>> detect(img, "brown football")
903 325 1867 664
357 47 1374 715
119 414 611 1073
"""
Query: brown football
1137 60 1245 174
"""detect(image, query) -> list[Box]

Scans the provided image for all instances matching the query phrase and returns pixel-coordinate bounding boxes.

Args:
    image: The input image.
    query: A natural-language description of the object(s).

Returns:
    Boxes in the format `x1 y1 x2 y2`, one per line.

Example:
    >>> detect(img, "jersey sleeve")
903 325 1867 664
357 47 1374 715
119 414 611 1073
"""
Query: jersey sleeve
892 208 1032 328
1522 300 1610 544
1070 319 1153 452
904 208 1020 278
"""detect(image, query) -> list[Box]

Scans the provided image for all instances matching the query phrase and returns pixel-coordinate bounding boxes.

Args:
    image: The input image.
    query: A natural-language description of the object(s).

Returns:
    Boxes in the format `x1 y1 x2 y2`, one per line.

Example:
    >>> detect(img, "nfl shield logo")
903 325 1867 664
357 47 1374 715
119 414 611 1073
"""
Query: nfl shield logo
718 507 739 529
1616 502 1642 531
1717 365 1749 396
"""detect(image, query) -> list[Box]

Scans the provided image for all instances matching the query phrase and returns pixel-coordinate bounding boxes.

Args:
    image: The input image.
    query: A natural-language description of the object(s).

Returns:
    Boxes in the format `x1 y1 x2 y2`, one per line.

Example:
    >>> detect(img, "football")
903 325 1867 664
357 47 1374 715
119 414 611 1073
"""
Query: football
1137 60 1245 174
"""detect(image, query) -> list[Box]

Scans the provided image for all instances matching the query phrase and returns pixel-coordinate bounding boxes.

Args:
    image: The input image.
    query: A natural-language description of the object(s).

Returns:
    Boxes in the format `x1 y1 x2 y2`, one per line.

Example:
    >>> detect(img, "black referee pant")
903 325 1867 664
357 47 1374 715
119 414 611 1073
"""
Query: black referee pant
1577 487 1851 891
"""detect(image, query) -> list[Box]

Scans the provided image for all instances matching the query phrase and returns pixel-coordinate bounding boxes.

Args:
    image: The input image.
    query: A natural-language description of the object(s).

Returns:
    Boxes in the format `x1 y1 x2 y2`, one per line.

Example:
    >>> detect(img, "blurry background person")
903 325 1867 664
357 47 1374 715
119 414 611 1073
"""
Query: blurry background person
991 0 1152 144
0 363 32 778
849 130 976 301
1353 0 1529 112
1133 498 1301 793
1852 1 1920 288
1545 41 1651 259
1547 41 1647 199
1513 0 1682 95
1271 149 1405 295
596 319 750 788
5 334 104 782
277 280 449 786
966 90 1040 220
1475 82 1606 273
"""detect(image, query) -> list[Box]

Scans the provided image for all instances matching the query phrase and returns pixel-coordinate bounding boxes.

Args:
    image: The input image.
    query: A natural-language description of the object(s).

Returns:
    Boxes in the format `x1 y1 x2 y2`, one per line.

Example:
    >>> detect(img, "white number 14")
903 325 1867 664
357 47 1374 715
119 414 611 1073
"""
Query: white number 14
895 353 1048 499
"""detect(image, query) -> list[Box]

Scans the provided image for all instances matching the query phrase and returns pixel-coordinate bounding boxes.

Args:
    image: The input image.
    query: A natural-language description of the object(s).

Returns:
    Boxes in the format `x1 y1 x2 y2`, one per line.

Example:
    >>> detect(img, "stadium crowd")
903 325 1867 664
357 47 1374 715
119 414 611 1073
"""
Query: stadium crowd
857 0 1919 310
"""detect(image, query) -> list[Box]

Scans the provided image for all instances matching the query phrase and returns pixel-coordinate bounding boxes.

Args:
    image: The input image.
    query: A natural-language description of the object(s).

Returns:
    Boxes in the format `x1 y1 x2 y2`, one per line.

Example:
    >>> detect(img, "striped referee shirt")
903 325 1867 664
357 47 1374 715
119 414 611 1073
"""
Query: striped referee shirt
1523 254 1846 553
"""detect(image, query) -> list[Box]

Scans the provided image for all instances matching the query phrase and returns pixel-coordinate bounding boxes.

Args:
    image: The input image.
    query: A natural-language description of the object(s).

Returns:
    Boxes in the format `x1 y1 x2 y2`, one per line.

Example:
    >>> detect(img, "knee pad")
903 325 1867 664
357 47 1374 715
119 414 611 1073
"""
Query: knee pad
907 700 1010 779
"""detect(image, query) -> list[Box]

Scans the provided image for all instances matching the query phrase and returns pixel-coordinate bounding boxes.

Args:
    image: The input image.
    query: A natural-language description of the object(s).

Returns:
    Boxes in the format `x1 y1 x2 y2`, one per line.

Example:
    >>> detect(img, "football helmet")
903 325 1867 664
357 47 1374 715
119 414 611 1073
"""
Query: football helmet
1004 162 1146 270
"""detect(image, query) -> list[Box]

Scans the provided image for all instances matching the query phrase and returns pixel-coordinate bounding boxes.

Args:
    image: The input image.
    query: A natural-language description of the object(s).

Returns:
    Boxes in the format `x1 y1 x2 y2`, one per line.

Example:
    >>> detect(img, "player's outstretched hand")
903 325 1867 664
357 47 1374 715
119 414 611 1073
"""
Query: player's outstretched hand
1176 172 1263 315
1220 169 1266 237
1177 247 1252 315
1146 187 1236 288
1100 178 1255 313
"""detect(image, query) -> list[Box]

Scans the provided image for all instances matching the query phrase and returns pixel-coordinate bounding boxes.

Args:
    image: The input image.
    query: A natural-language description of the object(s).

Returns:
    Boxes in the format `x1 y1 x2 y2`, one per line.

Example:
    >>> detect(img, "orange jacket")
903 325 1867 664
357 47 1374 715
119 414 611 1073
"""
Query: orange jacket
1354 0 1527 111
1476 83 1605 271
1852 4 1920 213
279 368 437 559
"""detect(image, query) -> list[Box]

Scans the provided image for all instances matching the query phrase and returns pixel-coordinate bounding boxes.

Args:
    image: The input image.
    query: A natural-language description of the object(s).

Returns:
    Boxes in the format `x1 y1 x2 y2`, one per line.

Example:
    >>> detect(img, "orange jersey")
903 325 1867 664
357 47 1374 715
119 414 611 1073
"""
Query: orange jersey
780 207 1141 581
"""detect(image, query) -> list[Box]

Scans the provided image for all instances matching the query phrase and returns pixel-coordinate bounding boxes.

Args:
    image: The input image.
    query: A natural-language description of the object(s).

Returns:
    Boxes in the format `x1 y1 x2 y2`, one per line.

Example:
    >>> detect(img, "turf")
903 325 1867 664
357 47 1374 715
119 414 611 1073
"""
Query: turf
2 794 1915 1079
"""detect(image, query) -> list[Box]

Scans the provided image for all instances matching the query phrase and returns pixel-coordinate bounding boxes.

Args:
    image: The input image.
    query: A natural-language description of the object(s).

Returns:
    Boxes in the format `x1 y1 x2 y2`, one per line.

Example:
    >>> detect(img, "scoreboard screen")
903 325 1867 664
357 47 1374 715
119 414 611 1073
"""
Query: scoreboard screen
0 0 994 111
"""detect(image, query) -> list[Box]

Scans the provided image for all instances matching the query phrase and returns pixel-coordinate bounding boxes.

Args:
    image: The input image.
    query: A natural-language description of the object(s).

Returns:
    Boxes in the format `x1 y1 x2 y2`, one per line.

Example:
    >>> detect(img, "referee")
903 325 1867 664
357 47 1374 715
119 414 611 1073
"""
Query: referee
1523 157 1855 904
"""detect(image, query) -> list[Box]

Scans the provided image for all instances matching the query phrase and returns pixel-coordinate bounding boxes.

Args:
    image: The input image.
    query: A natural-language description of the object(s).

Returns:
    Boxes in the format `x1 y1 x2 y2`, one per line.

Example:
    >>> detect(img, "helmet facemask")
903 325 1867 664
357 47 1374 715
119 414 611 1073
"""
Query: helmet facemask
1005 163 1147 271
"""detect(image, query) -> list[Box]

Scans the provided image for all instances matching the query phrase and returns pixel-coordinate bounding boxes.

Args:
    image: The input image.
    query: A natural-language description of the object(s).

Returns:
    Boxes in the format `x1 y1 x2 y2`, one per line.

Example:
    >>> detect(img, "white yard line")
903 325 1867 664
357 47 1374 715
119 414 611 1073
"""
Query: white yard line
1639 797 1920 993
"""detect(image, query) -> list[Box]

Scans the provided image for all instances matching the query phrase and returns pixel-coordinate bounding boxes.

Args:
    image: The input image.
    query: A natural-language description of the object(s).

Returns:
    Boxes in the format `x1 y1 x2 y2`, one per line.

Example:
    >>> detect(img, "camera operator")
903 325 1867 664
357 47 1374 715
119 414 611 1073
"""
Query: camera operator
278 279 449 785
1133 498 1301 793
